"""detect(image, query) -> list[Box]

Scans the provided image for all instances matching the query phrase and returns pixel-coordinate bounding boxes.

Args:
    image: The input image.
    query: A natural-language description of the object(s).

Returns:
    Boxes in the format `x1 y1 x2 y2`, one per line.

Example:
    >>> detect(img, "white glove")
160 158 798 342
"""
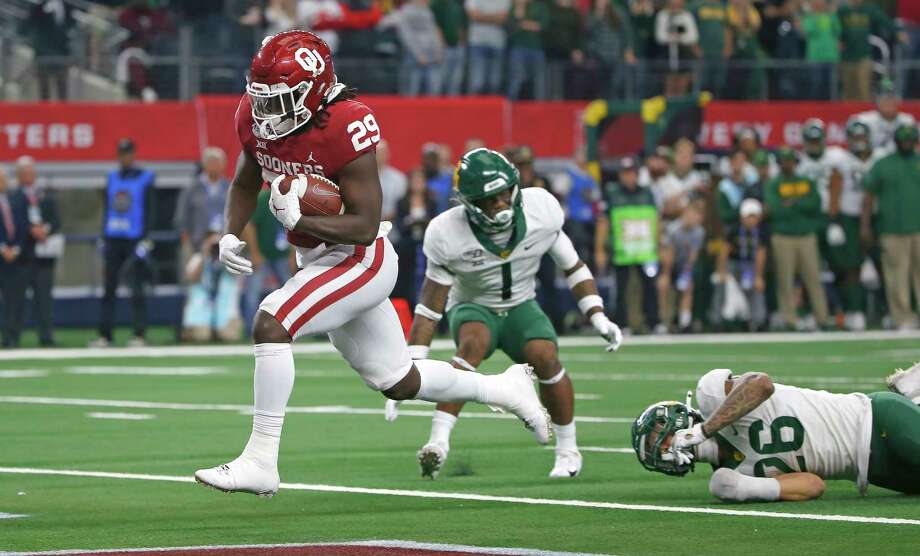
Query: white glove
218 234 253 275
384 399 401 422
269 174 303 231
661 446 694 468
590 312 623 352
826 222 846 246
671 423 708 452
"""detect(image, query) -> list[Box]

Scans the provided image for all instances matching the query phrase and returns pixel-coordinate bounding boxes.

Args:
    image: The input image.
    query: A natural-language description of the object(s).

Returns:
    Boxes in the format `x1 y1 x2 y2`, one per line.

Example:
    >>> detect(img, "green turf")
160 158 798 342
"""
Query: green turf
2 338 920 554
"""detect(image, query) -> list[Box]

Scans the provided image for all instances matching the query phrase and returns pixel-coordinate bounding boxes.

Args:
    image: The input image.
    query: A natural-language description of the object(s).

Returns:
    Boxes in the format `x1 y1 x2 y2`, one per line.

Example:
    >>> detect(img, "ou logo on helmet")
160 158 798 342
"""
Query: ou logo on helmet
295 48 325 77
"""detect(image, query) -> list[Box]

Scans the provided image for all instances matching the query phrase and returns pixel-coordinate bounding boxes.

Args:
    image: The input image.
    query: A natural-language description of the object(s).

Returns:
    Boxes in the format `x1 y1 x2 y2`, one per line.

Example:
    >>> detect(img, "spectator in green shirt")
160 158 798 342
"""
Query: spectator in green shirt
861 124 920 330
764 147 829 329
692 0 728 97
584 0 637 99
242 187 294 331
544 0 586 99
431 0 467 96
506 0 550 99
628 0 657 98
799 0 841 100
839 0 895 101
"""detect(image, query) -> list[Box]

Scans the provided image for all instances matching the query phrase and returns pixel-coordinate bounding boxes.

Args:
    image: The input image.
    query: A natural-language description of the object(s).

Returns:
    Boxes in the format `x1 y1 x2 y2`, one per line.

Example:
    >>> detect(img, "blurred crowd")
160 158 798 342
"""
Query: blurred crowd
17 0 920 101
1 83 919 347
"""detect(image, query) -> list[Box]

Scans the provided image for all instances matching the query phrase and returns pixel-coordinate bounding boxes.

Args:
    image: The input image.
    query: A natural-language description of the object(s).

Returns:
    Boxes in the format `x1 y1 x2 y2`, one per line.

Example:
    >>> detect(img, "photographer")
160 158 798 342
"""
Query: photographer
655 0 699 97
181 228 243 343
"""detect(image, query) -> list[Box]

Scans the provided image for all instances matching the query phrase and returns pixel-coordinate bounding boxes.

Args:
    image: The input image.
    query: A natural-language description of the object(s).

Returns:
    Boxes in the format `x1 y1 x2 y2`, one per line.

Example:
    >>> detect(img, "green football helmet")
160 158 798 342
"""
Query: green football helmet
631 400 702 477
846 119 871 155
801 118 826 158
454 148 522 233
895 123 919 155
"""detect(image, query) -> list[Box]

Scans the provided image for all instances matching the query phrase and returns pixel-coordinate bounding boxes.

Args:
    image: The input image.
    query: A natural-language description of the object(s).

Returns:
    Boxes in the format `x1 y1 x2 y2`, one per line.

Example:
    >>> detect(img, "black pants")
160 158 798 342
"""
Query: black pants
614 264 659 330
25 258 56 345
0 263 26 347
99 238 148 341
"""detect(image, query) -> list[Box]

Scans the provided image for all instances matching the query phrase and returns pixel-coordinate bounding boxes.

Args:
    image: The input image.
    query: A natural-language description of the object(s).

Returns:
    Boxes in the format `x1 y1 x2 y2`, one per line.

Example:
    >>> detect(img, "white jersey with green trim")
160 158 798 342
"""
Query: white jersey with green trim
696 369 873 493
836 149 883 217
797 146 849 213
853 110 916 156
423 187 566 311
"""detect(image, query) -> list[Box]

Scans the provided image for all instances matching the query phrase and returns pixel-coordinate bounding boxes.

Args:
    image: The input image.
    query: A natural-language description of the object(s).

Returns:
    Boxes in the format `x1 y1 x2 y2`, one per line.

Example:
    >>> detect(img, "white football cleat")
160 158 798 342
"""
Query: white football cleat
417 442 448 479
886 361 920 398
194 456 279 497
548 448 582 478
493 364 553 445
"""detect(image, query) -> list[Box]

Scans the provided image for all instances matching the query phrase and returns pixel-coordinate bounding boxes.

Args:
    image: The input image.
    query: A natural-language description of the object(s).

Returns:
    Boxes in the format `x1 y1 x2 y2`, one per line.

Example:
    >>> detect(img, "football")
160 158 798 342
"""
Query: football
277 174 344 217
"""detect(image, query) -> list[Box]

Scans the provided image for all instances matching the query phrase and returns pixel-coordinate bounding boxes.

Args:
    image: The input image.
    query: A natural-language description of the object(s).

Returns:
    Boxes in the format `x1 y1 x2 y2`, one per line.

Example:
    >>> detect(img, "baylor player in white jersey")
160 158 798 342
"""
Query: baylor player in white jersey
853 79 916 156
631 362 920 502
796 118 847 213
386 148 623 479
797 119 874 330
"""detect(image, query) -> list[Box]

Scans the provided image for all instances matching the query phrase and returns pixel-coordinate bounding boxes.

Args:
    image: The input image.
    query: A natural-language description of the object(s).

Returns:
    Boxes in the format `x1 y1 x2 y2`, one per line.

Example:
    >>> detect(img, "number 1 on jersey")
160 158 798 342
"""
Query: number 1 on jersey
501 262 512 300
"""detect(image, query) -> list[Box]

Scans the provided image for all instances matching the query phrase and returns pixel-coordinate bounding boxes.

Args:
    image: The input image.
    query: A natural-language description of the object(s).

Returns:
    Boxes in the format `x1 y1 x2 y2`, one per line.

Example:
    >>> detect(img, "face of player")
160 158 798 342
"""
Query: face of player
474 189 513 220
780 157 797 175
804 139 824 158
756 163 770 181
878 96 899 120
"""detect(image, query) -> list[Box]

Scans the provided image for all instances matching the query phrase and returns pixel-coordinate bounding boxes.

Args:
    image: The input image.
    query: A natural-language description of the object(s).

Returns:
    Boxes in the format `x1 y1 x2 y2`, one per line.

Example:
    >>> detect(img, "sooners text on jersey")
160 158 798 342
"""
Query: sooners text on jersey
235 94 381 247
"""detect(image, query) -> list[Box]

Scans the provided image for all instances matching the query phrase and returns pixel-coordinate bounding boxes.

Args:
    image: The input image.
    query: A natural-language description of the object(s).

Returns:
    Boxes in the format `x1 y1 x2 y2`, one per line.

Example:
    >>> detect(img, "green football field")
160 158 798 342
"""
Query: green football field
2 333 920 555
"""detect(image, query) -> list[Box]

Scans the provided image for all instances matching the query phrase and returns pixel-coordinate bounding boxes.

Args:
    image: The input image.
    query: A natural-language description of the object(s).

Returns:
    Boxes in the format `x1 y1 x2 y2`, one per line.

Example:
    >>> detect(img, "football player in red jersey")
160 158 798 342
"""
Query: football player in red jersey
195 31 551 496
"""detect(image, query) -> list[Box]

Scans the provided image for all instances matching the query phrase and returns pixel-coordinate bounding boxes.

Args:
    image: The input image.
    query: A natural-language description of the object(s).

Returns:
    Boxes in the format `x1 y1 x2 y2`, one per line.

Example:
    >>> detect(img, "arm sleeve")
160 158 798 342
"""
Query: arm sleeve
696 368 733 418
422 221 454 286
548 230 580 271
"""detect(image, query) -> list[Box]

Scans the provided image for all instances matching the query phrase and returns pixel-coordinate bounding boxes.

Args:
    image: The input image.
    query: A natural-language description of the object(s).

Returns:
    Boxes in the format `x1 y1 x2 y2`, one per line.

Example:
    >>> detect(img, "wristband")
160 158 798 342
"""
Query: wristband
407 345 430 360
578 294 604 315
590 311 609 330
414 303 443 322
566 265 594 289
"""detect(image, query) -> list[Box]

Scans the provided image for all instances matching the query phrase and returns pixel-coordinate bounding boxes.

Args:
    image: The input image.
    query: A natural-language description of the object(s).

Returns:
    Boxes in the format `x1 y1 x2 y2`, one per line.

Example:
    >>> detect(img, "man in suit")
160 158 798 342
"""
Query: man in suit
17 156 61 346
0 166 29 348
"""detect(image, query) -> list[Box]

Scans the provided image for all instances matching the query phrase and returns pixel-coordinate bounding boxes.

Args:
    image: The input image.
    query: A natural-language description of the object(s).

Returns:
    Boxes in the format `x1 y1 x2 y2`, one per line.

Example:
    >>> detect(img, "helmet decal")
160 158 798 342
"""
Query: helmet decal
294 48 326 77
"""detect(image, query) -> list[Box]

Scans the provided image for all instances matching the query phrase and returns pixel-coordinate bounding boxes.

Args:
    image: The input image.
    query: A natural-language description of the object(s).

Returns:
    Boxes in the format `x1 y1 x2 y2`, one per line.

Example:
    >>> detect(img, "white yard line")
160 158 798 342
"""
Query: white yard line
0 396 632 424
0 466 917 526
0 513 28 520
0 370 47 378
0 541 609 556
86 412 156 421
68 367 222 376
544 446 633 454
0 330 917 361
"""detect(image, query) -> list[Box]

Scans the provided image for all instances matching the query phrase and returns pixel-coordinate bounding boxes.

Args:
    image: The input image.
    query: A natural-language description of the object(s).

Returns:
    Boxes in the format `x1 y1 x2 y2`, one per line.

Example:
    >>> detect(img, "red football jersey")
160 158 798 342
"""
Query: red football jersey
236 94 381 247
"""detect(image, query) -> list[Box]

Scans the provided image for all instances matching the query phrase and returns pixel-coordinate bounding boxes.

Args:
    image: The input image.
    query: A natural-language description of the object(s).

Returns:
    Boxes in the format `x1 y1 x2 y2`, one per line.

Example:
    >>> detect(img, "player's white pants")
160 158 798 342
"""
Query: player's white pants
259 236 412 391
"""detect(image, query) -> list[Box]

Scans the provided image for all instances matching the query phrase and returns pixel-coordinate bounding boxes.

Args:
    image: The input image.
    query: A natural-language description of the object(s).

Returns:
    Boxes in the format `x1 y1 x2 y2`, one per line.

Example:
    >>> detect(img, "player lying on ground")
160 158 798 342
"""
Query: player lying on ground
631 362 920 501
385 148 623 479
195 31 552 497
